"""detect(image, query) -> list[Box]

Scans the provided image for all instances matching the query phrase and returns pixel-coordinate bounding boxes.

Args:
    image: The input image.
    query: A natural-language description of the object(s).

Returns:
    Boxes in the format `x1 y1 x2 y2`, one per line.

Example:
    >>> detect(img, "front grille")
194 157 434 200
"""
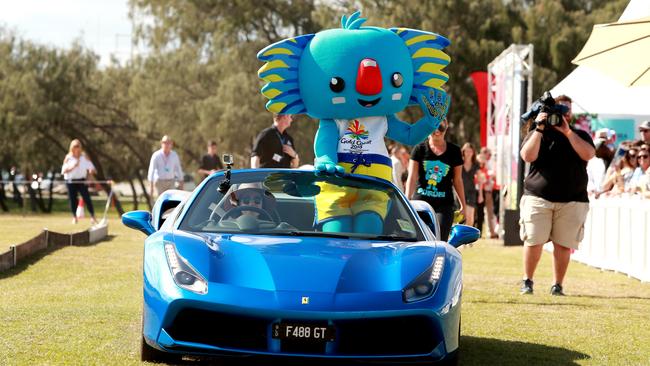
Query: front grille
279 320 329 355
166 309 438 357
166 308 269 351
334 315 438 355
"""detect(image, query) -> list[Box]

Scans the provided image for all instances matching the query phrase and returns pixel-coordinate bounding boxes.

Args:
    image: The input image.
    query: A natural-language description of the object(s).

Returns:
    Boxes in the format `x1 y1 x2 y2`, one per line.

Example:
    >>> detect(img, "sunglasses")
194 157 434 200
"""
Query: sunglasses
239 196 262 205
639 154 649 160
437 124 448 133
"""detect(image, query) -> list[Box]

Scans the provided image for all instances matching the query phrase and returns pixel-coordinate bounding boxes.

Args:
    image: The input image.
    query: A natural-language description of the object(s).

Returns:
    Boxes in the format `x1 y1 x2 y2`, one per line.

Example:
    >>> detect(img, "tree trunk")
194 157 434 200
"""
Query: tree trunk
45 171 55 213
136 169 152 211
128 179 138 210
0 180 8 212
99 182 125 216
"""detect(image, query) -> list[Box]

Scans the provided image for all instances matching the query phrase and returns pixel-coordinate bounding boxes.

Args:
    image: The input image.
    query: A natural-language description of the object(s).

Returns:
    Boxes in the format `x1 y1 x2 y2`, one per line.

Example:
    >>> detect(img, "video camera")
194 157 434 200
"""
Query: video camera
520 91 570 128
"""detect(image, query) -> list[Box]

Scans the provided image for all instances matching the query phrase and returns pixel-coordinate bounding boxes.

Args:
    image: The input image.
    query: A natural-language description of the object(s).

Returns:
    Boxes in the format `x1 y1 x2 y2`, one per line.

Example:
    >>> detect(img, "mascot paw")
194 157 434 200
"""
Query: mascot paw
315 160 345 175
418 88 451 130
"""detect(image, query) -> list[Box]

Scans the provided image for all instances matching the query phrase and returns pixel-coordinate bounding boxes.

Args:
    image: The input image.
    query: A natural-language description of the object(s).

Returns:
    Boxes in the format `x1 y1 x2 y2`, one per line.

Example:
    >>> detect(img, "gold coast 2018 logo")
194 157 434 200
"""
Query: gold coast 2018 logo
344 120 369 140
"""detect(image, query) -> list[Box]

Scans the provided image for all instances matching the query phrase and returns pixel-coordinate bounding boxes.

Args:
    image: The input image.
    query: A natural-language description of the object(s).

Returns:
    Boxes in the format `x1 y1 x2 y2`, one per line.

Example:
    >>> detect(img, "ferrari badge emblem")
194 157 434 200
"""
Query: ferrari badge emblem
301 296 309 305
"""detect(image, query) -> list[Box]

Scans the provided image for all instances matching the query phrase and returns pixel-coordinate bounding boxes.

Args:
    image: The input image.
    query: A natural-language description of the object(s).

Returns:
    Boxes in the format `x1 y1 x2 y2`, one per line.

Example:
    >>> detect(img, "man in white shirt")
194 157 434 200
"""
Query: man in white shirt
148 135 184 198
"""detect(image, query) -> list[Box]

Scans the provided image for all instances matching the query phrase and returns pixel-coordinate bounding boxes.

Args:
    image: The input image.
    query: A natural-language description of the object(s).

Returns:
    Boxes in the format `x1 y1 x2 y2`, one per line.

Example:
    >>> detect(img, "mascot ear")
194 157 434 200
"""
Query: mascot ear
257 34 315 114
390 28 451 105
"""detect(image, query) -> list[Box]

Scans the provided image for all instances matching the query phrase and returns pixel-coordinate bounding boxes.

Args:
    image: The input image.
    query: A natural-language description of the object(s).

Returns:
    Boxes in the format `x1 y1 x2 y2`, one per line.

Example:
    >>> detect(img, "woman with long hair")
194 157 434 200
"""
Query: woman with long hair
601 147 638 195
406 119 466 241
61 139 97 224
461 143 479 227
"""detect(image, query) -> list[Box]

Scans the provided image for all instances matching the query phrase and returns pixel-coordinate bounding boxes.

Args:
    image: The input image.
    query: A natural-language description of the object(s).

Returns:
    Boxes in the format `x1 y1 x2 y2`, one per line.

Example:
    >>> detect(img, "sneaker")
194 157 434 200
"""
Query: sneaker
550 284 565 296
520 279 534 295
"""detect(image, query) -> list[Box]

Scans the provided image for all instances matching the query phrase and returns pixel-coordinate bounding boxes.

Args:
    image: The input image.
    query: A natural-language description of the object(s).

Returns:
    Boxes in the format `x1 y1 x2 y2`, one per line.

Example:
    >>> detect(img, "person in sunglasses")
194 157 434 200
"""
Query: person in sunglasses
406 119 466 241
227 183 276 219
630 147 650 193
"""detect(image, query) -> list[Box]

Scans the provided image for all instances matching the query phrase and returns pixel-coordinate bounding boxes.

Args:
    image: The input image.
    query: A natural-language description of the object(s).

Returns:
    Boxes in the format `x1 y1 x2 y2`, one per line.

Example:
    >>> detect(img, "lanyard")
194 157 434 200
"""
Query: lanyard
161 152 172 172
274 127 288 145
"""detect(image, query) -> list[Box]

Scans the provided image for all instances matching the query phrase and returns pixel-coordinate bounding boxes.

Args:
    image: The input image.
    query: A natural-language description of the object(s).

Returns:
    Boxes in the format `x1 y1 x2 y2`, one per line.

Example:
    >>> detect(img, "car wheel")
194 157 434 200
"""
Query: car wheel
141 336 181 363
141 310 181 363
433 316 461 365
439 349 459 366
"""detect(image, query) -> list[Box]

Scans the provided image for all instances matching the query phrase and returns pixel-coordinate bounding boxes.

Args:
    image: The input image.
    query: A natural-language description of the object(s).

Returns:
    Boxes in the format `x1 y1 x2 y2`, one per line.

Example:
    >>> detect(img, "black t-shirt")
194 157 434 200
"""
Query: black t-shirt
200 154 223 173
523 127 594 202
251 126 295 168
411 141 463 209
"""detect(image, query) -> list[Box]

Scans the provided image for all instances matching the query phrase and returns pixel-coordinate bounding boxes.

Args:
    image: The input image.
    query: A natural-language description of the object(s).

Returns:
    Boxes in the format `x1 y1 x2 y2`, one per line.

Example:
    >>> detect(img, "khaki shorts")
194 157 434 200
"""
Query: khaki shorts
154 179 175 197
519 195 589 249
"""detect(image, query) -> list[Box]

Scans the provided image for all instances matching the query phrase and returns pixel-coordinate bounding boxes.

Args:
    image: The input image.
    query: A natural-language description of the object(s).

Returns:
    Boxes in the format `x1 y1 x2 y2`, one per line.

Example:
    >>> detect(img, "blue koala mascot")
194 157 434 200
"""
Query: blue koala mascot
257 11 451 234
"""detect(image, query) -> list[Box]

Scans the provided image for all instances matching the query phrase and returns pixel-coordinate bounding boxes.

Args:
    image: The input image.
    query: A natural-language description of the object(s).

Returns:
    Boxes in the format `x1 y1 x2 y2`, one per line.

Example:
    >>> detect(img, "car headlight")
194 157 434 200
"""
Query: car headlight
402 255 445 303
164 243 208 294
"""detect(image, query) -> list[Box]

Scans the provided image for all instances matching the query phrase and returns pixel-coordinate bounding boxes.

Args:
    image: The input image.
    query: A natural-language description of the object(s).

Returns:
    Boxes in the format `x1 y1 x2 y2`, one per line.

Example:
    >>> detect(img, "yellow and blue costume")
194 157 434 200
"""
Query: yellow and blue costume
257 11 451 234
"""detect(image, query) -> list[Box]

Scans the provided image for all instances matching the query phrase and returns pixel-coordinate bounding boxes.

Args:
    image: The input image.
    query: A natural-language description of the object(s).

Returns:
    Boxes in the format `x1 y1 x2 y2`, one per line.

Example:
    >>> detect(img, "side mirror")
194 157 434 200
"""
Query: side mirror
448 224 480 248
122 210 155 236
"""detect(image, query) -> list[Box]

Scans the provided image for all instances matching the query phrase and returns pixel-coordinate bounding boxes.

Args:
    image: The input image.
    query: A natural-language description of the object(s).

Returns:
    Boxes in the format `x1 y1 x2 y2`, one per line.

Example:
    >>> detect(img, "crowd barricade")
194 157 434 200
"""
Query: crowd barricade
573 196 650 282
0 221 109 273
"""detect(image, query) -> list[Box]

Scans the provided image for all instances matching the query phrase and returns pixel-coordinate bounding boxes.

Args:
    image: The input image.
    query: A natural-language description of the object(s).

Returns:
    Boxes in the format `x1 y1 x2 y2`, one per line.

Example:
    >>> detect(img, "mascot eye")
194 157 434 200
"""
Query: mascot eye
329 77 345 93
391 72 403 88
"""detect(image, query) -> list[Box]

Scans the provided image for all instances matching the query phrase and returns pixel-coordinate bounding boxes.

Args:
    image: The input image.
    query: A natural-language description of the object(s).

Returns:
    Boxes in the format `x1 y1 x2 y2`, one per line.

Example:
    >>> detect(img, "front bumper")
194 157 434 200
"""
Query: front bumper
145 297 460 360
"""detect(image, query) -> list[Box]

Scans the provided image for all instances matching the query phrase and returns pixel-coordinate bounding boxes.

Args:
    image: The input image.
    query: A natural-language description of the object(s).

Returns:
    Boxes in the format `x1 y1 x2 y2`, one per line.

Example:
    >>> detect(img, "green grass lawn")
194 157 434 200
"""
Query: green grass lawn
0 213 93 253
0 213 649 365
0 197 137 253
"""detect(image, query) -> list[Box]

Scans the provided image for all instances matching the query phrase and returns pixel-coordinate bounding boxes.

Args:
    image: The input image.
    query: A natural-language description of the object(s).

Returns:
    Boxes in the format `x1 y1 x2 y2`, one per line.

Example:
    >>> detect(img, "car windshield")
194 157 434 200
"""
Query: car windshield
179 170 423 241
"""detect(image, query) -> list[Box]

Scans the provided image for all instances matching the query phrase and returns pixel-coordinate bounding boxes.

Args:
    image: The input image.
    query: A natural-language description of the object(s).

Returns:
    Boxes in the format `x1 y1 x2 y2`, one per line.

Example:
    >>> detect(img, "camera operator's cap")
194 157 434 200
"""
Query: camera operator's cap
595 128 609 139
640 120 650 131
607 129 616 139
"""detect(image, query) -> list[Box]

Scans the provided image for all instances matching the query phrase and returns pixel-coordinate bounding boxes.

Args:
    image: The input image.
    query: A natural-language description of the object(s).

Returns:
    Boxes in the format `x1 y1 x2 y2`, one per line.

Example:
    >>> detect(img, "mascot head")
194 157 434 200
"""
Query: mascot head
257 11 450 120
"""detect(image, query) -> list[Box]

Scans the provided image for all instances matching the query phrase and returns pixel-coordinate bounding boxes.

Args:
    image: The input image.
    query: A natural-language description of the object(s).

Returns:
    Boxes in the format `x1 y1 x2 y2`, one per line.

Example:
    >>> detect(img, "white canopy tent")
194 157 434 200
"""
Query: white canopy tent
551 0 650 140
551 66 650 116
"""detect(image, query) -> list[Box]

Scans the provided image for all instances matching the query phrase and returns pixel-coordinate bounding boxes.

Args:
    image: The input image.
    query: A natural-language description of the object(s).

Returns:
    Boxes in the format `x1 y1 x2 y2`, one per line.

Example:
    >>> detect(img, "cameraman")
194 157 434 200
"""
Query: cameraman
519 95 595 296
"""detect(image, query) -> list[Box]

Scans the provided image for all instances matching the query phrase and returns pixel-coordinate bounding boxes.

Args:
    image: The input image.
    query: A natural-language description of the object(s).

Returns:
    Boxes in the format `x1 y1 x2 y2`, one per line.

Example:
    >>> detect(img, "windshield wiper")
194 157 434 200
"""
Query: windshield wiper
255 231 353 239
370 234 418 242
286 231 352 239
256 231 417 241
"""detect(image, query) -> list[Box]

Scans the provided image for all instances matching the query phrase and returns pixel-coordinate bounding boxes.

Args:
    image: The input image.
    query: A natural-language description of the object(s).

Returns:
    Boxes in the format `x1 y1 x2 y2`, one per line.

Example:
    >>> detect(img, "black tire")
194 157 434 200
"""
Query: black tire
439 349 459 366
436 315 461 365
141 336 182 363
141 309 181 364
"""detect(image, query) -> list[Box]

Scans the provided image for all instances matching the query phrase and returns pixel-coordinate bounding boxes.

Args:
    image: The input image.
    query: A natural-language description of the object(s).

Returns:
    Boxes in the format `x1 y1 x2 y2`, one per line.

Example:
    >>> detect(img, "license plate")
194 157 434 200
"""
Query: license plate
272 323 336 342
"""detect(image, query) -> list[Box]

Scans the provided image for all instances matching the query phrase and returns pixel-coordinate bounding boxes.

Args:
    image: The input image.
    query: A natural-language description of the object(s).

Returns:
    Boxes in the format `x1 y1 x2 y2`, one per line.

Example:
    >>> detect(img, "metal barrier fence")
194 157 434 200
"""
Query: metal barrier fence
0 222 109 273
569 197 650 282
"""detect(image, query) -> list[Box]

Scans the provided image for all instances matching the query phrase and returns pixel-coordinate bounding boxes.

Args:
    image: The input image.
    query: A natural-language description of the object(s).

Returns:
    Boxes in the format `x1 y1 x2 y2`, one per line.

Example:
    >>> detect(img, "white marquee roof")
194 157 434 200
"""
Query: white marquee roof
551 0 650 118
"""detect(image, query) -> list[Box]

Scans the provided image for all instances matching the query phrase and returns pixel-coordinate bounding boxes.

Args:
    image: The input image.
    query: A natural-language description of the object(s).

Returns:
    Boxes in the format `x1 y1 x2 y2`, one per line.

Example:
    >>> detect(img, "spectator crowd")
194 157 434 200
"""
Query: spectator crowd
586 121 650 199
5 109 649 238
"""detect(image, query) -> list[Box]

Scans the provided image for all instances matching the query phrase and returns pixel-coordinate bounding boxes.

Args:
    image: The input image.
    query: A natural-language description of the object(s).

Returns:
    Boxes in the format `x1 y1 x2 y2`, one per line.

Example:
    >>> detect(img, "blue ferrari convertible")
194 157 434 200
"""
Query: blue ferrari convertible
122 168 479 364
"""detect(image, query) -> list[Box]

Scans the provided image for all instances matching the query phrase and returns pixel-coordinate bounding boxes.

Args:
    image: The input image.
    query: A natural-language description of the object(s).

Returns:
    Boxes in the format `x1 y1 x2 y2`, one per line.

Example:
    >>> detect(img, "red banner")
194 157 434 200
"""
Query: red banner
470 71 488 147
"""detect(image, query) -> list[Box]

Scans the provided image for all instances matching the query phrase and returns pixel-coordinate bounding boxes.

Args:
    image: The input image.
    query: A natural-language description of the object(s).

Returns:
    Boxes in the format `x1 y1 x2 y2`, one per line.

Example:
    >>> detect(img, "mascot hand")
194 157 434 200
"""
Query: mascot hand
418 88 451 131
315 158 345 175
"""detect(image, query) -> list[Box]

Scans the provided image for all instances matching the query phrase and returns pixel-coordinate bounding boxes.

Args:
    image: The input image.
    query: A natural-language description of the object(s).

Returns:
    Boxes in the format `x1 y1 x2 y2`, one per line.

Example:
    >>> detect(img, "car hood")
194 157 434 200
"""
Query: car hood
172 230 440 294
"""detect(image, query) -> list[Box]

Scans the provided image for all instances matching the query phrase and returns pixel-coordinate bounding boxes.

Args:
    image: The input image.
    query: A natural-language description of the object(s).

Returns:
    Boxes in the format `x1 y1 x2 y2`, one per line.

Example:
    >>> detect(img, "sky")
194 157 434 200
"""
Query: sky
0 0 134 64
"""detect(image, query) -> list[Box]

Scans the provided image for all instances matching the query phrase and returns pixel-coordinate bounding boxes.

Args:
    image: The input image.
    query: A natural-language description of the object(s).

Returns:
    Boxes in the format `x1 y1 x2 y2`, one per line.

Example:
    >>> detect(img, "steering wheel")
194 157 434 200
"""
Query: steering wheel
220 206 275 223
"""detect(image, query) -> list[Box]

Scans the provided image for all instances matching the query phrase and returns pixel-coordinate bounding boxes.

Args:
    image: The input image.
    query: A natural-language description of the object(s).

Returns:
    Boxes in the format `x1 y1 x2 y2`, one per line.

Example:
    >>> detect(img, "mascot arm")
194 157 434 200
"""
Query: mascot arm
314 119 345 174
386 89 451 145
